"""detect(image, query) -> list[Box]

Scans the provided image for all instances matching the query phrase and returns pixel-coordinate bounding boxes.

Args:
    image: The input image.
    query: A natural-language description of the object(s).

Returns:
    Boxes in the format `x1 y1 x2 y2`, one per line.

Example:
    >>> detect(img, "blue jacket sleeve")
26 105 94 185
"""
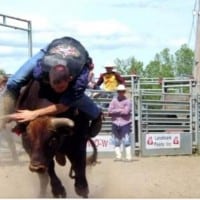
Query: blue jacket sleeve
7 48 47 97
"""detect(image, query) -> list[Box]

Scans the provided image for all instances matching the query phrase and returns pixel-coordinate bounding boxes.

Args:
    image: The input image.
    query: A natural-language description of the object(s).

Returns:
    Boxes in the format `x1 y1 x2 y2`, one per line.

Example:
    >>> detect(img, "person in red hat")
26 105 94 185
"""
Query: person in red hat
94 62 125 91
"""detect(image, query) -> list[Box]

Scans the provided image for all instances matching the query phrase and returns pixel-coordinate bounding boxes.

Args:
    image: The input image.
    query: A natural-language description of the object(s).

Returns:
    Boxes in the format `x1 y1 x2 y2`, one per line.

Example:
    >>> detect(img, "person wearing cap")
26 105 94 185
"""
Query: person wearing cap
94 62 125 91
3 36 102 138
108 84 133 162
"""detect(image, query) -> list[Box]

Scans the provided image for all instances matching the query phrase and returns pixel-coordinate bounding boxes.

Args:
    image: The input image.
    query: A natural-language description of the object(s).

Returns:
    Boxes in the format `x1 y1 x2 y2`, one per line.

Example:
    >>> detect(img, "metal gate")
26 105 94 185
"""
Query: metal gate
89 75 198 156
135 77 195 156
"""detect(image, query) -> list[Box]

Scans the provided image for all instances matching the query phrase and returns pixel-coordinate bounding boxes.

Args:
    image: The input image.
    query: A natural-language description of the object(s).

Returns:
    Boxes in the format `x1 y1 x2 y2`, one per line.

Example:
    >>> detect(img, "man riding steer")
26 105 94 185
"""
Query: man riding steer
14 79 98 198
1 36 101 197
4 36 102 138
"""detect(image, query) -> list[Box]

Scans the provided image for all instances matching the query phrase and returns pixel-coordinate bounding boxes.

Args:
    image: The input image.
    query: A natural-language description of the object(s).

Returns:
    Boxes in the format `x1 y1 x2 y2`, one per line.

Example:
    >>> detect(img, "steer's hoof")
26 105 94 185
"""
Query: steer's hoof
53 188 66 198
55 153 66 166
75 186 89 198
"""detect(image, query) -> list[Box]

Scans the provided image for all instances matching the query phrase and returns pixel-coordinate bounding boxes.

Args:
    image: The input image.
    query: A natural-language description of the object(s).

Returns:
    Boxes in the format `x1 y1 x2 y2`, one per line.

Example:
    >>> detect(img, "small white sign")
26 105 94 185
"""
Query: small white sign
146 133 180 149
87 135 114 152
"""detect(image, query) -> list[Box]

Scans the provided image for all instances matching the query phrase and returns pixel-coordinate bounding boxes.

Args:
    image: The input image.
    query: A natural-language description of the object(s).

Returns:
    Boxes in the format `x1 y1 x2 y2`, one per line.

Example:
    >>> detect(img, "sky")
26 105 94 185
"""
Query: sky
0 0 197 76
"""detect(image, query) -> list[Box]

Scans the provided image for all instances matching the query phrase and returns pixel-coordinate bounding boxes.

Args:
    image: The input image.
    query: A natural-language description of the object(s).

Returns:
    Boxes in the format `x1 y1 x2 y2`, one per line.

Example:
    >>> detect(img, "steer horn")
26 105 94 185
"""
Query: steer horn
50 118 74 129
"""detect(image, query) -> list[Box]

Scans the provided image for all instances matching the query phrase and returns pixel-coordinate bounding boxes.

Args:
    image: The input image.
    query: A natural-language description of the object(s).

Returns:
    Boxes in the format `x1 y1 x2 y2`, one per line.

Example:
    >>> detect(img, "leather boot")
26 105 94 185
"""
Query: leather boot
89 112 103 137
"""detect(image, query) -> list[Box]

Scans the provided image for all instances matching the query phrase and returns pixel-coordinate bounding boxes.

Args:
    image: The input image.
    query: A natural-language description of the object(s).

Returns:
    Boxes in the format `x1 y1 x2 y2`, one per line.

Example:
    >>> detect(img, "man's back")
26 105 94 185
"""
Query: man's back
41 36 89 79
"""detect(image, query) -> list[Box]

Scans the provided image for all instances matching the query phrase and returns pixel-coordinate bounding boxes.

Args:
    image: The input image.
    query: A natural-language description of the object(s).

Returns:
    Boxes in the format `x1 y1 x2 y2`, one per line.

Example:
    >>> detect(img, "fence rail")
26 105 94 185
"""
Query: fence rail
89 75 199 156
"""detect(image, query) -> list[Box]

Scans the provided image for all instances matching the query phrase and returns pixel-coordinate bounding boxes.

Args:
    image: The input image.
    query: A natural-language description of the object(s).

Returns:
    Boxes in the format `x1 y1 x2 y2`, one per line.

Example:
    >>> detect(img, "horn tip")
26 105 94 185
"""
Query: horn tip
69 119 74 127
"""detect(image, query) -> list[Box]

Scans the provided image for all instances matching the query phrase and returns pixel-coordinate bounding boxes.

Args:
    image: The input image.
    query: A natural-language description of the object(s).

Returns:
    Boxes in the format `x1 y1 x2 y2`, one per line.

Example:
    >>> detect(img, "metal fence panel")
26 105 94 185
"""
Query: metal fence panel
137 78 194 156
88 76 197 156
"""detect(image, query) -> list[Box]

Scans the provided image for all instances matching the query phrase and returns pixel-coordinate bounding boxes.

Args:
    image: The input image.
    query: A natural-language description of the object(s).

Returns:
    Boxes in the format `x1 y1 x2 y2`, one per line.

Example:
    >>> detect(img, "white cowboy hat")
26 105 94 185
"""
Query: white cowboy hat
104 62 116 68
116 84 126 91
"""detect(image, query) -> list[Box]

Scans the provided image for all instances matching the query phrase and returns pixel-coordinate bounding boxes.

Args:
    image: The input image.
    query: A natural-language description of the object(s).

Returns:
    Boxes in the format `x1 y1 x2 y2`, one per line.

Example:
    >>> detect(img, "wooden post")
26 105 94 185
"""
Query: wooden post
193 0 200 154
194 0 200 90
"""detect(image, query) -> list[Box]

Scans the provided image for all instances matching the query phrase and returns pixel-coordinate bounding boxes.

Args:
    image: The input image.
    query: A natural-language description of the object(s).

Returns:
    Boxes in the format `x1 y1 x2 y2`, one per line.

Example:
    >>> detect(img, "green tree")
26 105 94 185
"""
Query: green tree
113 45 194 79
144 48 174 78
114 56 144 76
174 44 194 77
144 60 161 77
0 69 6 76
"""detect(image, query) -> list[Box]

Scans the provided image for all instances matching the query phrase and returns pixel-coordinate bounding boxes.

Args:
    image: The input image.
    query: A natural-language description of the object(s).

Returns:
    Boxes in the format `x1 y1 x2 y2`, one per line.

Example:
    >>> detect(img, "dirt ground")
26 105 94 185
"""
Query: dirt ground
1 134 200 199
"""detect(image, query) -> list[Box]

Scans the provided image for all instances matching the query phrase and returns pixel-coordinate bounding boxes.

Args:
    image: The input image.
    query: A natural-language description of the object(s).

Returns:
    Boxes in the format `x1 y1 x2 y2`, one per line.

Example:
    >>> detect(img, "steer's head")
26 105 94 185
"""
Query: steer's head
22 116 74 173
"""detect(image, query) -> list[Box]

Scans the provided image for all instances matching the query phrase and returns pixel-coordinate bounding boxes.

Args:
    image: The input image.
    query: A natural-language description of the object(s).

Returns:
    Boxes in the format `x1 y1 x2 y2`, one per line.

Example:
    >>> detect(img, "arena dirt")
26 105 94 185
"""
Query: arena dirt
0 136 200 198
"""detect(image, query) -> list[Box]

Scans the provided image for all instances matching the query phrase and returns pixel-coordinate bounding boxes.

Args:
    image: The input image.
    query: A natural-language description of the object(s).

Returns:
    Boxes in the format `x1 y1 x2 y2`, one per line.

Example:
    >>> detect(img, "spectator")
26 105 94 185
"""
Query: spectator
94 62 125 91
108 84 133 162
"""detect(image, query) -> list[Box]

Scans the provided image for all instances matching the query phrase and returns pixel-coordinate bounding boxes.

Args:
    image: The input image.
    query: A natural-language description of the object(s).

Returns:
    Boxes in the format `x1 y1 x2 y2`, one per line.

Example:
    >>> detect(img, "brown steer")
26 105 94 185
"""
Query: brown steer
12 80 98 198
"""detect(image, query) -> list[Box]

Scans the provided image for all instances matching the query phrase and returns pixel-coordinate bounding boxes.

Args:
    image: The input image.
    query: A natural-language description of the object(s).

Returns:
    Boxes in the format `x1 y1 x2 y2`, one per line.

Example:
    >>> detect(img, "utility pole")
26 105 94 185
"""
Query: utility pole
194 0 200 92
193 0 200 154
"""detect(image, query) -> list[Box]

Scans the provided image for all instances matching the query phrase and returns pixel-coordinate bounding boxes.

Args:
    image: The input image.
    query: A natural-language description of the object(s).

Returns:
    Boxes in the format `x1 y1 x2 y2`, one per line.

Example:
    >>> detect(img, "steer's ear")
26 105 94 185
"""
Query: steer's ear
50 118 74 129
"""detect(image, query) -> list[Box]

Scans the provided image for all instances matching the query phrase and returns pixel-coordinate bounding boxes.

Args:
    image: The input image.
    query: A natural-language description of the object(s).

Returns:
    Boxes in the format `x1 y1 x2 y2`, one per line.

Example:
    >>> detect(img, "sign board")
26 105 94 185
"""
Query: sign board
146 133 180 149
87 135 114 152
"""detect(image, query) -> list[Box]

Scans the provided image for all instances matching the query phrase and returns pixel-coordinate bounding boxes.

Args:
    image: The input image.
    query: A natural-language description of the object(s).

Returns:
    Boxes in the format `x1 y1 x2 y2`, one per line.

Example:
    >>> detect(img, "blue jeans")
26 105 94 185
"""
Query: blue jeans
112 123 131 147
71 94 101 120
7 48 46 97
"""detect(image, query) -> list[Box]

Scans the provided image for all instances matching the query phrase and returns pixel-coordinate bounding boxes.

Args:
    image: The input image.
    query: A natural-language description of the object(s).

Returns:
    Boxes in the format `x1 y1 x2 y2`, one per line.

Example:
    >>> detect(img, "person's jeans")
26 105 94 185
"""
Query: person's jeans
72 94 101 120
112 123 131 146
7 49 46 97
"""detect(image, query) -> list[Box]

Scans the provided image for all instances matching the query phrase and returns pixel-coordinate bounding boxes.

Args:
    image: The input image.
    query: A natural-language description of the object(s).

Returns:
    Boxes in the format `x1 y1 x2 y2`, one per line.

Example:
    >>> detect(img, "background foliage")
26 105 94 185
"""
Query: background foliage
114 44 194 78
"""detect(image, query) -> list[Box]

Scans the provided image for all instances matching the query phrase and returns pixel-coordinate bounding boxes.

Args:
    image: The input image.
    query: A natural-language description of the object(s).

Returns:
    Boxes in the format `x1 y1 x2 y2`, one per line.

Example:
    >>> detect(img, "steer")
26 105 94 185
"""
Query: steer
12 80 98 198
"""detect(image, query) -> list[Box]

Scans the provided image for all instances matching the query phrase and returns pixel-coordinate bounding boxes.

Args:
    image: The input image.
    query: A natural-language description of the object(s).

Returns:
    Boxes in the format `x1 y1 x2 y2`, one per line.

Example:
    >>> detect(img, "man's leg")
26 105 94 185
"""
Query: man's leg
73 94 103 137
122 124 133 162
112 124 122 161
7 49 46 97
89 112 104 137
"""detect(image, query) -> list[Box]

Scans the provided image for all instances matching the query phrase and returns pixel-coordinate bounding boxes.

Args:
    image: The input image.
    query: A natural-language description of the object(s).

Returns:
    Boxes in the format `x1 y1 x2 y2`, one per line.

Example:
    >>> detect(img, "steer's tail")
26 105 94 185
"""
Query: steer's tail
69 138 98 179
86 138 98 165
